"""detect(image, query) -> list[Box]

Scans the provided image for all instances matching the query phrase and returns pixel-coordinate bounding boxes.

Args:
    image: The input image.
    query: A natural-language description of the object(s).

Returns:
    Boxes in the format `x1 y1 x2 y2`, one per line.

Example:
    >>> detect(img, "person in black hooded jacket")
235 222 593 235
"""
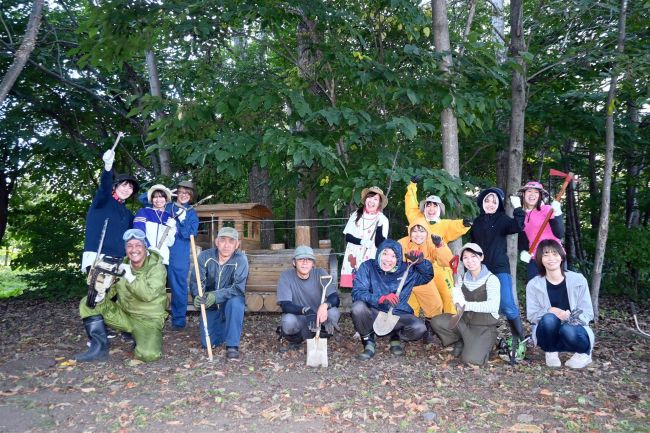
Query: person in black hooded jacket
469 187 526 345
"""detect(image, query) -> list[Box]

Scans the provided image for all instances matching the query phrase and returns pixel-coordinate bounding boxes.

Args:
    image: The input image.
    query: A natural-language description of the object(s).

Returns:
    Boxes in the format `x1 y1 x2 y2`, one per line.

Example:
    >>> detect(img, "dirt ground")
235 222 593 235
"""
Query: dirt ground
0 298 648 433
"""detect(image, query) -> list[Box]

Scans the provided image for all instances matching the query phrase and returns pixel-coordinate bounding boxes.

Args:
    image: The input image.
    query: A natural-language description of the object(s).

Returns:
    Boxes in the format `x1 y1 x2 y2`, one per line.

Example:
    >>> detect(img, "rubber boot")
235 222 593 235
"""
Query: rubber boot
422 320 436 345
389 335 404 356
74 315 109 362
507 317 525 365
357 333 376 361
279 332 303 353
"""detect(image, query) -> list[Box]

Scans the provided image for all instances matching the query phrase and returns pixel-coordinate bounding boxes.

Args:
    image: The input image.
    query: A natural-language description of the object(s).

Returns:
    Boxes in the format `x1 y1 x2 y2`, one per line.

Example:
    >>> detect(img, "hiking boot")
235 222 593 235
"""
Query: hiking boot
451 340 464 358
565 352 592 369
389 340 404 356
279 342 302 353
226 347 240 360
357 341 376 361
545 351 561 367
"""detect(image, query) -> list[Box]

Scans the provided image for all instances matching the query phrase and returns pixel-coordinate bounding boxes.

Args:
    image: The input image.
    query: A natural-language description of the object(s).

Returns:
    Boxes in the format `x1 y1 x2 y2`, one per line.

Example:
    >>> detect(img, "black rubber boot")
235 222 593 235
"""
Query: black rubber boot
279 332 303 353
389 335 404 356
422 320 436 345
74 315 109 362
508 317 525 340
357 333 376 361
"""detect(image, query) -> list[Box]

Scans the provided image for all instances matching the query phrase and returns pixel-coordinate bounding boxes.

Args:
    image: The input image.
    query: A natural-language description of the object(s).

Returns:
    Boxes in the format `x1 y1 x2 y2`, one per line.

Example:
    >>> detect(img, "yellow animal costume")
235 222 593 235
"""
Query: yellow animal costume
405 182 469 313
398 218 453 318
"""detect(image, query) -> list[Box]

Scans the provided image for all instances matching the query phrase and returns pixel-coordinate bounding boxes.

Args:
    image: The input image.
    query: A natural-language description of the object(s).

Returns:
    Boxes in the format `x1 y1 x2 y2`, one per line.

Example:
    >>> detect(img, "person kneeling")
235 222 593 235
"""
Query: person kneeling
351 239 433 360
276 246 340 352
74 229 168 363
430 243 500 366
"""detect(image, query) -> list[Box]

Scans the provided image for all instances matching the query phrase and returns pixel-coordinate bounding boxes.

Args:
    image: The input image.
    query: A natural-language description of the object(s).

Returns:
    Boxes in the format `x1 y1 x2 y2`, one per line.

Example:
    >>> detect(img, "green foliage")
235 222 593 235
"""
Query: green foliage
20 266 87 301
0 269 26 299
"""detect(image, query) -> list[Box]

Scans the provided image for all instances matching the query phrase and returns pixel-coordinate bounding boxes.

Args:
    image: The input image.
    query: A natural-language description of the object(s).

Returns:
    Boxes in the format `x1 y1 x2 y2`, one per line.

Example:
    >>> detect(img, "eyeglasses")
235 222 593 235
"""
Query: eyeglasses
123 229 146 242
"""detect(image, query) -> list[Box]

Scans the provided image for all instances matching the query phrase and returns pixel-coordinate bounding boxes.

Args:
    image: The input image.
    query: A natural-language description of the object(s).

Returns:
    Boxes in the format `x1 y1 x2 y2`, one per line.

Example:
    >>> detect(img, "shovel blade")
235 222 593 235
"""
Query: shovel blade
306 337 328 367
373 311 399 336
448 304 465 329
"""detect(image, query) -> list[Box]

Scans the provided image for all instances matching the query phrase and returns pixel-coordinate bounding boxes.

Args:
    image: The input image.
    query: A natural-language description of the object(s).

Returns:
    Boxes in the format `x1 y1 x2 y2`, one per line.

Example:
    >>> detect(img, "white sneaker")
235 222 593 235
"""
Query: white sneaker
565 352 592 369
545 351 561 367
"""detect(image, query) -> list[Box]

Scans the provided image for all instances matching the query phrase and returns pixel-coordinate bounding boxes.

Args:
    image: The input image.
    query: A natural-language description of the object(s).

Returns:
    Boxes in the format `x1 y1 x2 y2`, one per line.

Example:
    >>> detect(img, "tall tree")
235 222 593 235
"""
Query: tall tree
0 0 44 106
591 0 628 318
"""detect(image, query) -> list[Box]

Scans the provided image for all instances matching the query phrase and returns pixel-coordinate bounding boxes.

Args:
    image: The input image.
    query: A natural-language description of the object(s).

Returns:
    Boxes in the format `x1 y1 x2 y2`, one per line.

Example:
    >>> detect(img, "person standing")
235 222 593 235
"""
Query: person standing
276 246 340 351
133 184 176 266
191 227 249 360
430 243 500 366
165 181 199 330
340 186 389 288
517 181 565 282
82 148 138 272
404 176 472 313
526 239 594 369
469 187 526 347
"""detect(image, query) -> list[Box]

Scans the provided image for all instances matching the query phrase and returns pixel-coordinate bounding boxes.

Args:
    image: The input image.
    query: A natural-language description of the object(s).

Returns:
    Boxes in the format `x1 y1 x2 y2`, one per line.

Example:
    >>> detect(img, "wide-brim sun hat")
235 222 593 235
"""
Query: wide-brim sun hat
176 180 195 191
360 186 388 210
419 194 446 216
147 184 172 203
518 181 549 198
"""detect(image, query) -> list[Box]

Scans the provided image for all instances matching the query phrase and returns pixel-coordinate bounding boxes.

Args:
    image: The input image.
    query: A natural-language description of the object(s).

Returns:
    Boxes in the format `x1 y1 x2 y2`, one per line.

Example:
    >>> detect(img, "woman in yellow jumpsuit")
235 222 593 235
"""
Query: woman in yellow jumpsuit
405 178 472 313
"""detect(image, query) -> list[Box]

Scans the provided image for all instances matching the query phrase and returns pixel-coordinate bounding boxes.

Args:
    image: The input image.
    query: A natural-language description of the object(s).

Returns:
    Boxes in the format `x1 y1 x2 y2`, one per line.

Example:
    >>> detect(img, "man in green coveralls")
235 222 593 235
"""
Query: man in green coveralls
74 228 167 362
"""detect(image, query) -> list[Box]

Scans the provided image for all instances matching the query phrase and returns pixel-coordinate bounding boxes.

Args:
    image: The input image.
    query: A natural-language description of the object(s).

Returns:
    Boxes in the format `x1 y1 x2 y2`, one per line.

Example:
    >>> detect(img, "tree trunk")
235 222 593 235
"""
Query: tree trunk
145 49 172 176
0 0 45 106
249 163 274 249
506 0 527 302
490 0 506 63
295 168 318 248
431 0 459 177
625 101 640 228
588 149 600 228
591 0 628 320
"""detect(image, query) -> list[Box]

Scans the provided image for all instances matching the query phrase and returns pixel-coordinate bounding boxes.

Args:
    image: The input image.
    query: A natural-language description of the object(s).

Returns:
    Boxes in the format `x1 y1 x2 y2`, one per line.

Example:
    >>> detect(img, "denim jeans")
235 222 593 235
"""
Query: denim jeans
535 313 590 354
199 295 245 348
494 273 521 320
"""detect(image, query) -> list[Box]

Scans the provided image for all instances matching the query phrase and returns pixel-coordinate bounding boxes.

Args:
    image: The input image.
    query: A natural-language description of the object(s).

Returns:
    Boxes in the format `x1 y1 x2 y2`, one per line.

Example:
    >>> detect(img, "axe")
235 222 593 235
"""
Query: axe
521 169 577 263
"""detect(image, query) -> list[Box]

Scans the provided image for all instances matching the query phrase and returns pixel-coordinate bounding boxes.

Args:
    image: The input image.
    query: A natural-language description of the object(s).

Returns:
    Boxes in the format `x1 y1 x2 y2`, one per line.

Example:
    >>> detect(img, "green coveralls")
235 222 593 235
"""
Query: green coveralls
80 251 168 362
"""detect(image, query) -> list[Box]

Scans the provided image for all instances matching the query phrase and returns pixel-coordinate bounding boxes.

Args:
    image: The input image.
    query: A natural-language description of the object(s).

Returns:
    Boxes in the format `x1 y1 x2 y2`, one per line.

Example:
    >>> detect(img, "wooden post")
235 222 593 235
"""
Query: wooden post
295 225 311 247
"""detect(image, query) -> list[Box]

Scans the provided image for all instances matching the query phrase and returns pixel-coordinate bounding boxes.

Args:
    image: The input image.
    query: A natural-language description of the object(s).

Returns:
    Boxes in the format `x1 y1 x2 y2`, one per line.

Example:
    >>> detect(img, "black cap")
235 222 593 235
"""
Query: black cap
113 173 139 194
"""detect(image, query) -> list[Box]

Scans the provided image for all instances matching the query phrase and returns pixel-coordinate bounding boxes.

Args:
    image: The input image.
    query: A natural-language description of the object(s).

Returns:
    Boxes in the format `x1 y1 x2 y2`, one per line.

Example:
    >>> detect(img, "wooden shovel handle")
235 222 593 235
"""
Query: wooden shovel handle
190 235 213 362
528 172 574 254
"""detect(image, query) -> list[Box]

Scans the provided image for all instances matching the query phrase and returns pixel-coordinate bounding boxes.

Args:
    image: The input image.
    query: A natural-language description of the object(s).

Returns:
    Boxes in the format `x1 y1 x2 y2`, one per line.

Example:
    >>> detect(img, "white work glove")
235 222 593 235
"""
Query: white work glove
509 195 522 209
176 208 187 223
119 263 136 283
452 285 466 308
551 200 562 216
360 238 374 249
520 250 532 263
166 218 177 229
102 149 115 171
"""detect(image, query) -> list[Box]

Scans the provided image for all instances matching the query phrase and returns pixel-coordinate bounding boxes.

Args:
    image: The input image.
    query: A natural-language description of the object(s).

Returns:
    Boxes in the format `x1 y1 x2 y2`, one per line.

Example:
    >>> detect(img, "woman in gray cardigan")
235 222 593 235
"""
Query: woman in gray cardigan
526 239 594 369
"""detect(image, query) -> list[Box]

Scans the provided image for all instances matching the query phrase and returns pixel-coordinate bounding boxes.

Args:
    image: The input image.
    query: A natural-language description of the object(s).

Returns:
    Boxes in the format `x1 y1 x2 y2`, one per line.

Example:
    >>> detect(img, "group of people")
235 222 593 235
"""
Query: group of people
73 148 594 369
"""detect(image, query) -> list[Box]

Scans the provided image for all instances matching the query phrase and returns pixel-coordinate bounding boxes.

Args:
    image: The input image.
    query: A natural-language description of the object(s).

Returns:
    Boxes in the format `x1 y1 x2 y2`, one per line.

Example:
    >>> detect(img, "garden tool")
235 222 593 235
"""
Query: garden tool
156 194 214 249
306 275 333 367
373 253 423 336
448 255 465 330
190 235 213 362
521 169 577 263
630 303 650 338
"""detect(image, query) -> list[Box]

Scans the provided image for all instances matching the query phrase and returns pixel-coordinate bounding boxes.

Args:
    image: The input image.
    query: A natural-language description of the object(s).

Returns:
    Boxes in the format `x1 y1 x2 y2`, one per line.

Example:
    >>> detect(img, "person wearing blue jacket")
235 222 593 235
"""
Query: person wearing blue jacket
351 239 434 360
81 148 138 272
165 181 199 330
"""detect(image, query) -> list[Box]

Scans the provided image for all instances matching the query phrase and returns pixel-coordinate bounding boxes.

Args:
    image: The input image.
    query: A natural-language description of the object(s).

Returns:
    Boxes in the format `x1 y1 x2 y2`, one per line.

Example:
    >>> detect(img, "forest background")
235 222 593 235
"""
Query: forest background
1 0 648 314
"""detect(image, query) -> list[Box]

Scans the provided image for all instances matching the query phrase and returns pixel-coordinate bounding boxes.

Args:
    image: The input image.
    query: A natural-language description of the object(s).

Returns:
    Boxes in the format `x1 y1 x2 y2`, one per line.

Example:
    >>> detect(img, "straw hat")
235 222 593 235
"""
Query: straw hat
360 186 388 210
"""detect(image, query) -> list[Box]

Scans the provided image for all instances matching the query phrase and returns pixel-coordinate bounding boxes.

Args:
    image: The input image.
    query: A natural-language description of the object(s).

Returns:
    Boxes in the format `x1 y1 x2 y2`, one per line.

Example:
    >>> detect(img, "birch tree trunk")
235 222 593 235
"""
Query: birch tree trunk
0 0 44 106
591 0 628 319
145 49 172 176
506 0 527 302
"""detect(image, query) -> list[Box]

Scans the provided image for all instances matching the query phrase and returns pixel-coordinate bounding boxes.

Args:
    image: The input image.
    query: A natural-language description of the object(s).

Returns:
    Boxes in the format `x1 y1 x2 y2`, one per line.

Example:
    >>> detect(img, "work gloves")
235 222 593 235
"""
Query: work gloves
102 149 115 171
193 291 216 309
165 218 176 229
176 208 187 223
551 200 562 216
509 195 522 209
431 234 443 247
451 285 466 308
462 217 473 227
410 174 423 184
519 250 532 263
405 250 423 264
379 293 399 306
118 263 136 283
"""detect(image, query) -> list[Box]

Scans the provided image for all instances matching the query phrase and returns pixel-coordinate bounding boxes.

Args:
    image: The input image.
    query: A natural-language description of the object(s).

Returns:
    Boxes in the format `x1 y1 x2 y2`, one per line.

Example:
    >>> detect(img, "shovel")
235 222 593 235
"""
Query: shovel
373 254 422 336
306 275 333 367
